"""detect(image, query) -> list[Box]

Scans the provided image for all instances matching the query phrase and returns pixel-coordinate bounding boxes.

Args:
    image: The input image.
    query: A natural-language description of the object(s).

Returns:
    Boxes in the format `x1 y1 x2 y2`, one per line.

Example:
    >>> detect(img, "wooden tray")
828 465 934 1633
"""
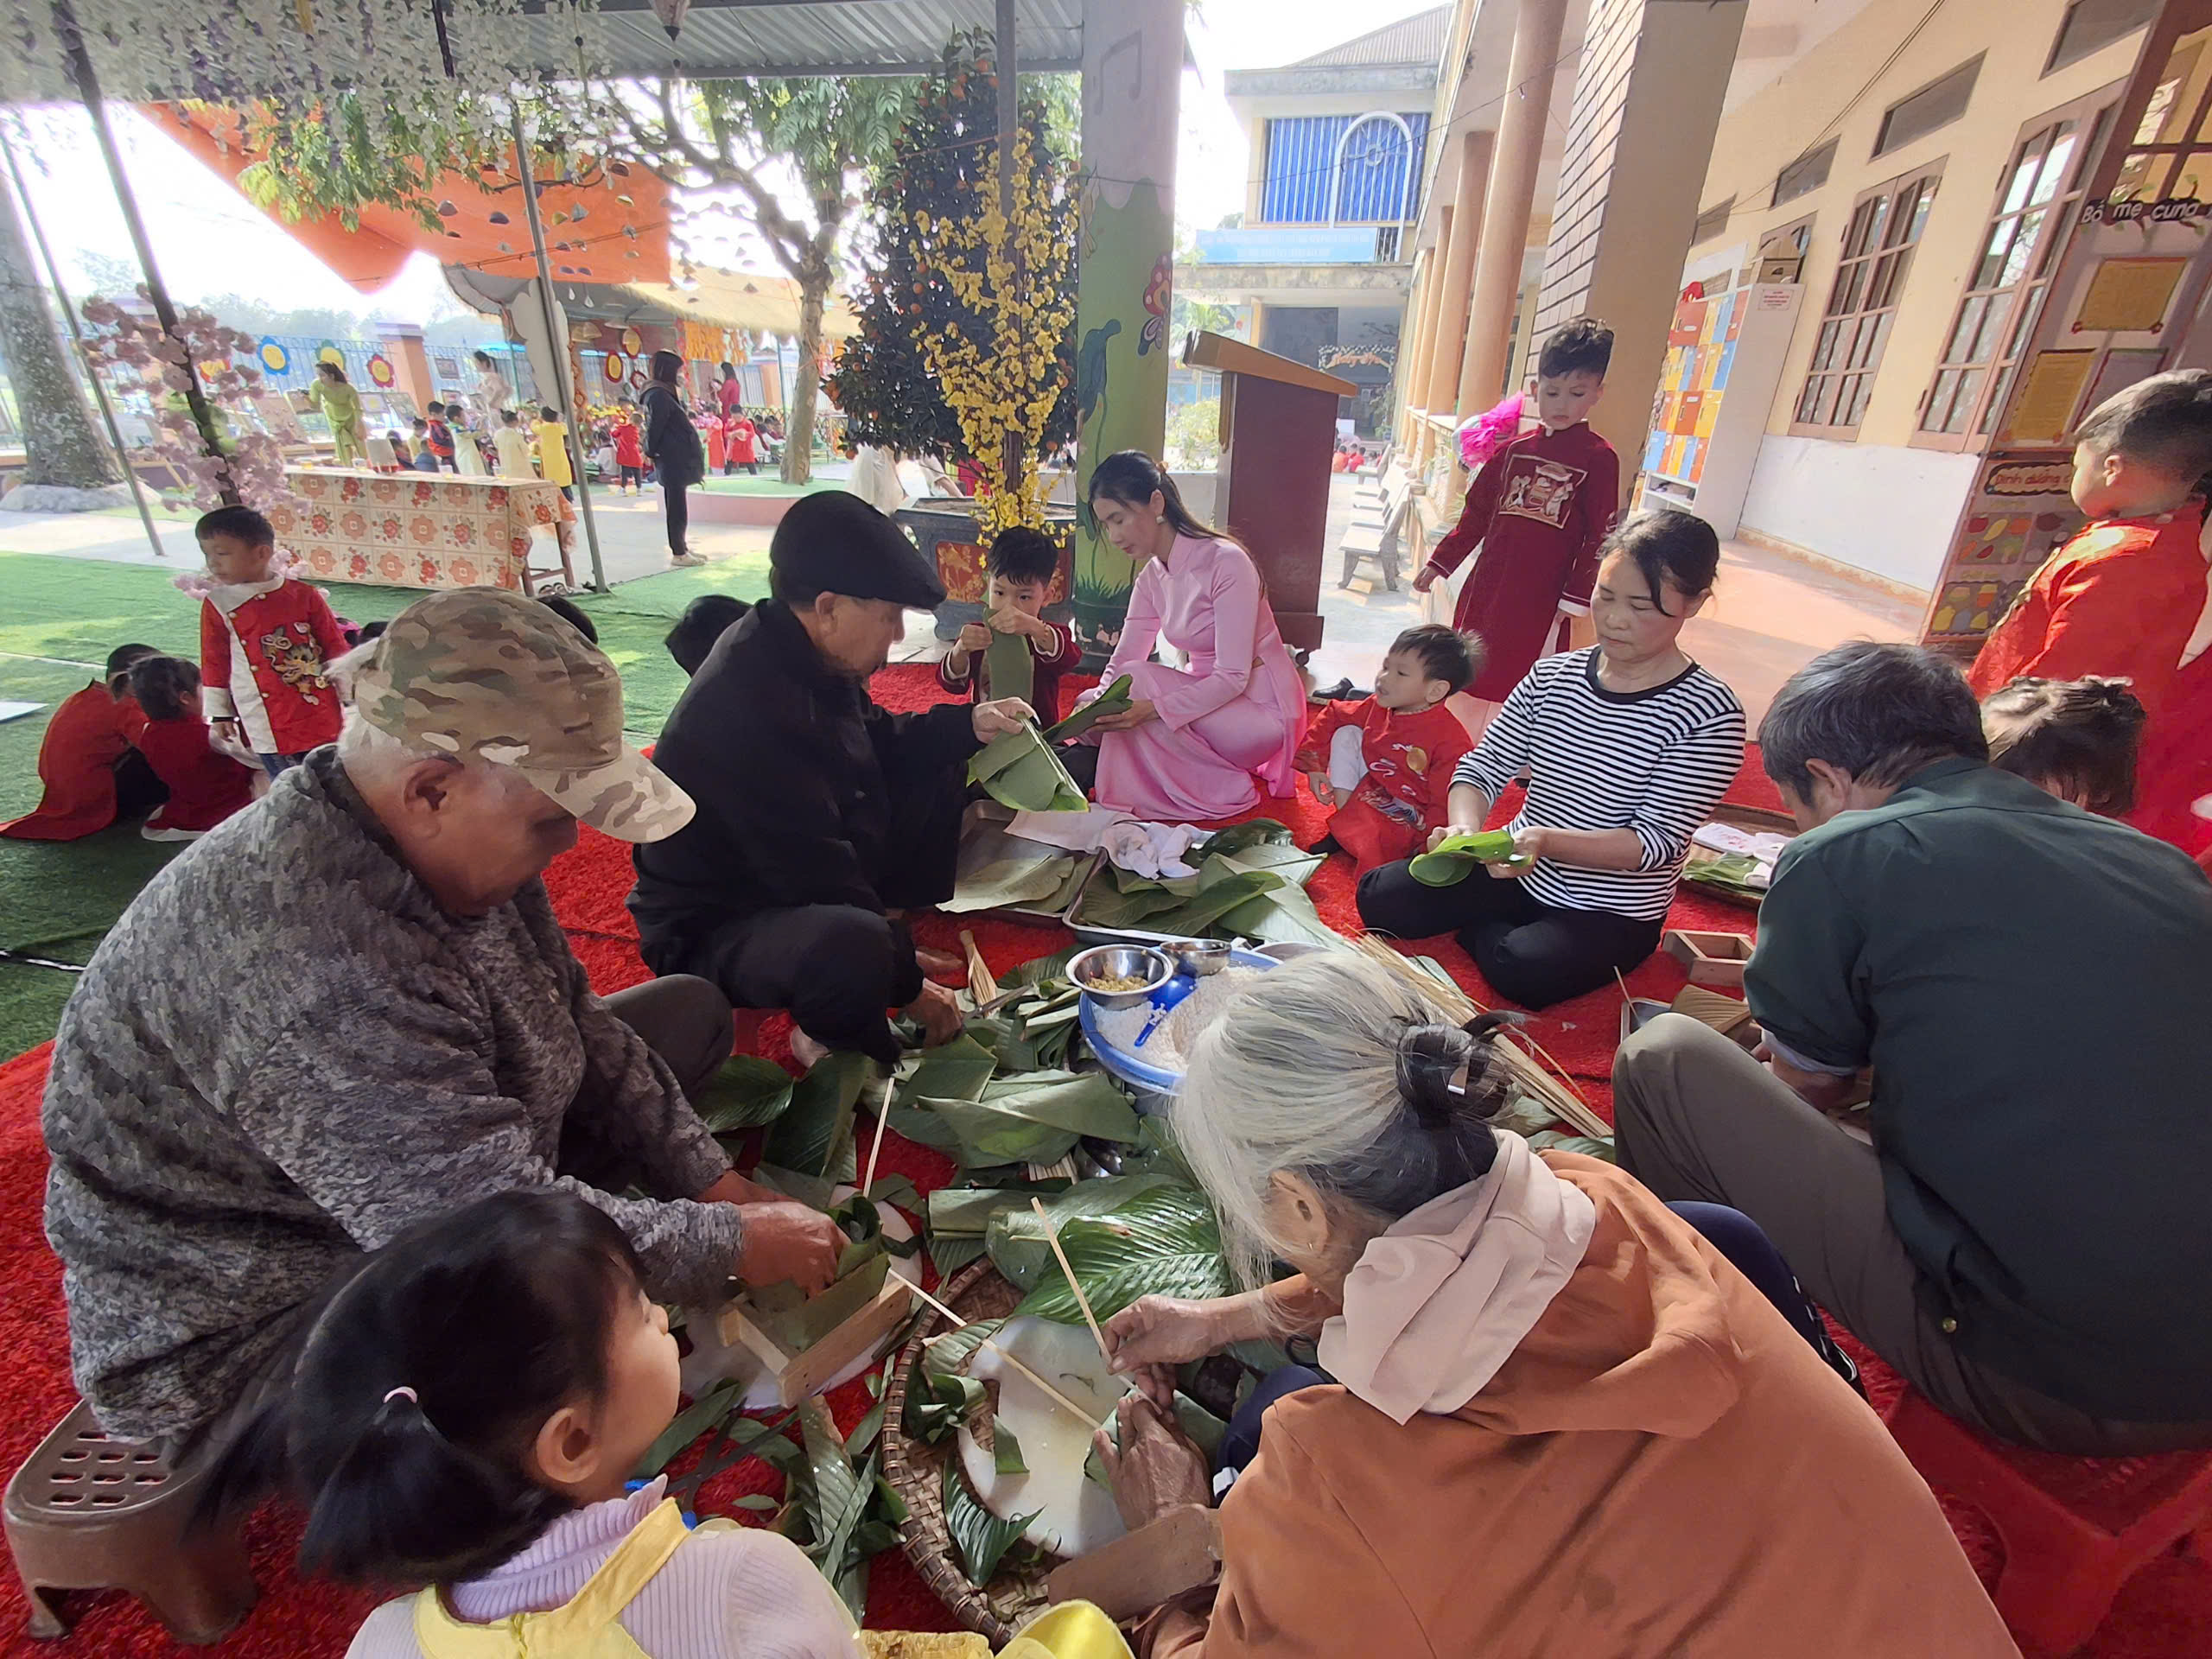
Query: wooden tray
880 1263 1055 1643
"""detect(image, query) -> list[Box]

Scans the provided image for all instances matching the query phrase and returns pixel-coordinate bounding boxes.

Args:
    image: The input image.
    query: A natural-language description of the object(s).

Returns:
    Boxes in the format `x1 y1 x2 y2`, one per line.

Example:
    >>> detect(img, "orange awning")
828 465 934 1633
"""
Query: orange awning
149 104 674 293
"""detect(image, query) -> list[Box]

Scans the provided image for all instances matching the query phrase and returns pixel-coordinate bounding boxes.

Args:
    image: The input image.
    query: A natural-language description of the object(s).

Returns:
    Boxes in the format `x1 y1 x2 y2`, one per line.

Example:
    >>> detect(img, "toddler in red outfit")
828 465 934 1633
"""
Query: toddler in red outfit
126 655 257 842
194 505 352 778
1300 625 1485 873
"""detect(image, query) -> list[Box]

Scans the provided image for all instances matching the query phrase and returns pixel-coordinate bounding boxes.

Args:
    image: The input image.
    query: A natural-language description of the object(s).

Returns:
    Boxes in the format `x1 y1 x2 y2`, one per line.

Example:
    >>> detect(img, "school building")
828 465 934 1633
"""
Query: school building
1179 9 1452 435
1389 0 2212 657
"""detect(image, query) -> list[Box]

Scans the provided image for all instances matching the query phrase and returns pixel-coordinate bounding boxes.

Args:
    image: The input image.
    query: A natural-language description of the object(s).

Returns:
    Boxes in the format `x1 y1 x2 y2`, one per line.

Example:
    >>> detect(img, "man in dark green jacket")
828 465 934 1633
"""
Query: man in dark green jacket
1615 642 2212 1453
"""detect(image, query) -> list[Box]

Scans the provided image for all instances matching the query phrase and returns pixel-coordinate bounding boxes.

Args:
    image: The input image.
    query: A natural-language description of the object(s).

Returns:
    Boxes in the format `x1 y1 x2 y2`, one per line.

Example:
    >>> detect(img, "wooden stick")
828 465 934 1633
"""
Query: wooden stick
860 1074 895 1200
1613 967 1632 1006
1032 1198 1116 1372
899 1279 1102 1427
961 929 999 1006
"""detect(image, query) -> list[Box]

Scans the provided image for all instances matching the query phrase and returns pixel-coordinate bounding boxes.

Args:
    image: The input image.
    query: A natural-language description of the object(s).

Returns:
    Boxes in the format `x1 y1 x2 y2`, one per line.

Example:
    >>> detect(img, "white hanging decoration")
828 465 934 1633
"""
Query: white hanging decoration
0 0 607 152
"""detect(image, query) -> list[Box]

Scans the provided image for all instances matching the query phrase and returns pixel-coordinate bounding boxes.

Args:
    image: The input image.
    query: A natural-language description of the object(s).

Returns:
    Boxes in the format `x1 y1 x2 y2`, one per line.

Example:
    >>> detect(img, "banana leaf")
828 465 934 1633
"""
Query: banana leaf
799 1399 874 1619
693 1055 797 1134
1043 672 1135 743
762 1051 874 1181
1682 849 1769 903
1407 830 1521 886
1198 818 1295 857
1075 855 1286 937
984 1173 1186 1292
1526 1129 1618 1163
944 1459 1039 1585
968 722 1090 813
751 1162 838 1212
943 847 1078 914
893 1033 999 1110
984 627 1035 706
1011 1183 1235 1325
898 1069 1141 1167
1001 948 1078 990
634 1376 743 1478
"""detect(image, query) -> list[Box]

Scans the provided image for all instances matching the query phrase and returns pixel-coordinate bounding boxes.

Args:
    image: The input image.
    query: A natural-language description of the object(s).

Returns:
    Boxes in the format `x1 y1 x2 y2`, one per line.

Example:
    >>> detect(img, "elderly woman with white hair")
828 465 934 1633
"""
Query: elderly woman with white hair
1093 954 2013 1658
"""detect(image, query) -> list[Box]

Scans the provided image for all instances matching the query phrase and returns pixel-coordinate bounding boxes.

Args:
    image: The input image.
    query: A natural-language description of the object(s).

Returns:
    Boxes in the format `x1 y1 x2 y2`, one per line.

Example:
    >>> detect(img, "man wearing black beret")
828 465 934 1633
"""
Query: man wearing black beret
630 491 1033 1064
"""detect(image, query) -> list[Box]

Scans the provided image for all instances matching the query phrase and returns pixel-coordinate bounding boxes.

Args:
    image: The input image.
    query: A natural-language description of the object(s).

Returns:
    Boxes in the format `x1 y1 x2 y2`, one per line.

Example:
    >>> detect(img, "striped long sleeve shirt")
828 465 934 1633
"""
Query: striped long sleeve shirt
1452 647 1746 920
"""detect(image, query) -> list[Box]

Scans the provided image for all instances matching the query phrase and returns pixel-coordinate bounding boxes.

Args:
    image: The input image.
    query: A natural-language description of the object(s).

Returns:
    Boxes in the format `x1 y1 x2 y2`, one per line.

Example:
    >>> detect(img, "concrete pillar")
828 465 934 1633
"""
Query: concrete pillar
1425 130 1493 418
1459 0 1570 454
1408 207 1451 464
1073 0 1181 661
1534 0 1749 511
1395 251 1439 445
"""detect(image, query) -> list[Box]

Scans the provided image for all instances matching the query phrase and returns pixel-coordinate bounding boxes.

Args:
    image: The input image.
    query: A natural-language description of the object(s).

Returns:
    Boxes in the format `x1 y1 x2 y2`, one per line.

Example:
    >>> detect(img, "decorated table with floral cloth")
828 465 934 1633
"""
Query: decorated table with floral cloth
269 467 574 591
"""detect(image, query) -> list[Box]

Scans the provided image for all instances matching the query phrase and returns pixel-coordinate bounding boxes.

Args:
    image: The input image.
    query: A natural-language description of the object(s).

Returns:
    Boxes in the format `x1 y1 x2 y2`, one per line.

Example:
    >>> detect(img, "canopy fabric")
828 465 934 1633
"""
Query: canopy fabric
619 273 860 342
149 104 675 294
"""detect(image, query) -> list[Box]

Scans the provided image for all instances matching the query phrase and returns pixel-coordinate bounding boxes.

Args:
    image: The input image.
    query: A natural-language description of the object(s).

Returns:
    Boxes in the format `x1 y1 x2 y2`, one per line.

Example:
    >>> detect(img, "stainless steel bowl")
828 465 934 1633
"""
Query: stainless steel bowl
1166 938 1232 976
1069 943 1175 1009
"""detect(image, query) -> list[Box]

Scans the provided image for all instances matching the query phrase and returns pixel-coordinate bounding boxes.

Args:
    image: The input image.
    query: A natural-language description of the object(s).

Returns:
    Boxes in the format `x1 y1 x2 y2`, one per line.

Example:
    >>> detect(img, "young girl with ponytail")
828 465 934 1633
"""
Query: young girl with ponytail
200 1188 861 1658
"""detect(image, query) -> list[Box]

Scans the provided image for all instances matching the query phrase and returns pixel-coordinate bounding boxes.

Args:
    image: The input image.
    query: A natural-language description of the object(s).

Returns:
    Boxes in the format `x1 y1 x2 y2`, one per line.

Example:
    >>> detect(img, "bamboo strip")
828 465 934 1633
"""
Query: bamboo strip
901 1280 1100 1427
1031 1198 1116 1373
861 1074 895 1199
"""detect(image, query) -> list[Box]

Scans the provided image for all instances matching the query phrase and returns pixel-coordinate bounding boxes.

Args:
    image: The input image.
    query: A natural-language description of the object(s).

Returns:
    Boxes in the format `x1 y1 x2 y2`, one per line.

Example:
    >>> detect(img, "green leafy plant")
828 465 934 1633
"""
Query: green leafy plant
943 1459 1039 1585
694 1056 798 1135
985 628 1037 707
893 1071 1141 1168
763 1052 875 1180
1011 1184 1235 1325
1043 672 1134 743
968 722 1090 813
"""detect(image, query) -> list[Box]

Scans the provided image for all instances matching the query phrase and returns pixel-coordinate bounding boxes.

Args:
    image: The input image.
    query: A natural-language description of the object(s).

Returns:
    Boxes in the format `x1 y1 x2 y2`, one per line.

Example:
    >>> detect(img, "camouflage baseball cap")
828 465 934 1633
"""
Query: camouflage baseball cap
349 587 694 843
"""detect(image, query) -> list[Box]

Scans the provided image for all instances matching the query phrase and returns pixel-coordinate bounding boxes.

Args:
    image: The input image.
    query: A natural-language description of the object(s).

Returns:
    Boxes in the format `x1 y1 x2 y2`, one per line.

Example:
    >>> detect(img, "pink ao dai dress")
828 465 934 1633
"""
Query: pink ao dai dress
1084 534 1308 821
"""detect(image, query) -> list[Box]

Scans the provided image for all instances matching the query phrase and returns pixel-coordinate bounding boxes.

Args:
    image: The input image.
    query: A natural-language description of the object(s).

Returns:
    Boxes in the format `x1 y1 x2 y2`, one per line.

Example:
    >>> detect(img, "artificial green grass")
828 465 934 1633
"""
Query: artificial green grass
0 548 777 1058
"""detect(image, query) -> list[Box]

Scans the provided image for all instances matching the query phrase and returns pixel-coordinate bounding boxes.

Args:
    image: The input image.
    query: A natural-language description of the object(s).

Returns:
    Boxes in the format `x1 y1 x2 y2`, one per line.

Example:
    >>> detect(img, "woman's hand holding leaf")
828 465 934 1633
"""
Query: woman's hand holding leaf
972 697 1036 741
1427 821 1483 854
1094 1394 1212 1532
1485 825 1546 880
1090 697 1158 734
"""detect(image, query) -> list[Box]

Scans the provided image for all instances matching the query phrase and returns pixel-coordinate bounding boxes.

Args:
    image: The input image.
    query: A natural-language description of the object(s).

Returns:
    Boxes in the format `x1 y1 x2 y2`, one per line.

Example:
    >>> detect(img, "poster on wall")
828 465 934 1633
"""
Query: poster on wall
2074 256 2188 333
2003 350 2095 444
1918 450 2081 654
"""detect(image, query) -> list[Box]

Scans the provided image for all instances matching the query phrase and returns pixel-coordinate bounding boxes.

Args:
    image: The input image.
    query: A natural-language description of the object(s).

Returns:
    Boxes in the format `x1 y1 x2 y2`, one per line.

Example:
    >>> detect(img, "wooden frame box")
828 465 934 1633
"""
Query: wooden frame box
716 1275 912 1408
1664 929 1754 988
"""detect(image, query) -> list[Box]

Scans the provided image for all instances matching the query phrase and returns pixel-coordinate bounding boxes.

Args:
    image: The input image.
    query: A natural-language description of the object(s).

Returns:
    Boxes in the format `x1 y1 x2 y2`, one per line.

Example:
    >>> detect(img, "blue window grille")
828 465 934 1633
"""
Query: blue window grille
1261 112 1431 225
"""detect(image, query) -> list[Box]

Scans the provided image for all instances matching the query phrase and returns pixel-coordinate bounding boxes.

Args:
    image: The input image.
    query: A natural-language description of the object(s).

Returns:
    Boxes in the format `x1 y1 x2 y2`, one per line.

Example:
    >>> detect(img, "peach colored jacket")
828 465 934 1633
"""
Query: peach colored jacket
1151 1157 2016 1659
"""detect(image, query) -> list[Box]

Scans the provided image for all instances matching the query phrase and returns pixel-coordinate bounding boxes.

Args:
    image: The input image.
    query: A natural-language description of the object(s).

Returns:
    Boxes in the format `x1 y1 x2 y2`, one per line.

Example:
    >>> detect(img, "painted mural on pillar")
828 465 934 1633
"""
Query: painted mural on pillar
1072 180 1173 662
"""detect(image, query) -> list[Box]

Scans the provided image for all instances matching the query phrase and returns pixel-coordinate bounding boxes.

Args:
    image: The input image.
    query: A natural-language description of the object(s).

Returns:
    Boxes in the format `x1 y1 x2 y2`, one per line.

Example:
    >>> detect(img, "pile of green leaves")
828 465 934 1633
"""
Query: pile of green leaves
890 1058 1141 1171
944 841 1091 916
1072 819 1341 948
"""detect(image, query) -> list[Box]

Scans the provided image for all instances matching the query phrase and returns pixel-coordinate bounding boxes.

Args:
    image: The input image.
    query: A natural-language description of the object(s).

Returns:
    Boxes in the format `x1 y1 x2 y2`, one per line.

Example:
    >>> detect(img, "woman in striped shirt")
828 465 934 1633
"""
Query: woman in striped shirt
1358 510 1746 1007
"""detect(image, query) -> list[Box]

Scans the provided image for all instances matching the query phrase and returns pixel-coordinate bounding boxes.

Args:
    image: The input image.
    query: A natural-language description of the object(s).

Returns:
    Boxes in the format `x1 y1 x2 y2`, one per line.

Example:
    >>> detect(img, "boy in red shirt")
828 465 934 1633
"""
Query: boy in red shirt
1968 371 2212 729
1414 317 1618 716
0 644 162 841
1300 625 1484 872
194 506 352 777
938 526 1080 719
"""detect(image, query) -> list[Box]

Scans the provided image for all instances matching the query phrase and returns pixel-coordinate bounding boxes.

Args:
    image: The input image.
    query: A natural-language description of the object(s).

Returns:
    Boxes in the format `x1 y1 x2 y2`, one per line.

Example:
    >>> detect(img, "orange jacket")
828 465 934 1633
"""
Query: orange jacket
1967 509 2209 723
1153 1159 2015 1659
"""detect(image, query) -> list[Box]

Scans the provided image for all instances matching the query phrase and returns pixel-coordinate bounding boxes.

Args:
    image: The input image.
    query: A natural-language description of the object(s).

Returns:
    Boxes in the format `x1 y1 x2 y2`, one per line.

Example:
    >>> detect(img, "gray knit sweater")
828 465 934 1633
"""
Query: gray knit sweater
41 750 741 1444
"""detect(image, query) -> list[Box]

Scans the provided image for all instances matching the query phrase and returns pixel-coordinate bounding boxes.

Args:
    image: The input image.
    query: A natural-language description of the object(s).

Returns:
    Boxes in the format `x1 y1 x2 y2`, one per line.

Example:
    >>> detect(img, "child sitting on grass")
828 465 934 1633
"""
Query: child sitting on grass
938 526 1079 719
1982 675 2147 817
126 655 257 842
194 505 351 778
0 643 161 842
199 1189 863 1659
1300 624 1484 872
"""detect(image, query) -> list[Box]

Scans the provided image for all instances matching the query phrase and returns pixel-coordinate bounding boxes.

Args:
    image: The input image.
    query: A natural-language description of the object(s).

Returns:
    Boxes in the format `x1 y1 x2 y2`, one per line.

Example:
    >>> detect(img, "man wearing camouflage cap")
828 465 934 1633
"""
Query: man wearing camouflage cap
42 588 842 1452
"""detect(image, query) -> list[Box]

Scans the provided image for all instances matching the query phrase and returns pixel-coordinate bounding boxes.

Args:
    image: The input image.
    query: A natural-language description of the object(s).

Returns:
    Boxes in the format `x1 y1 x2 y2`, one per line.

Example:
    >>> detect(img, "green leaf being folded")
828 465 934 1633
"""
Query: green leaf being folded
984 626 1036 706
1011 1184 1236 1325
693 1055 797 1133
1043 671 1134 743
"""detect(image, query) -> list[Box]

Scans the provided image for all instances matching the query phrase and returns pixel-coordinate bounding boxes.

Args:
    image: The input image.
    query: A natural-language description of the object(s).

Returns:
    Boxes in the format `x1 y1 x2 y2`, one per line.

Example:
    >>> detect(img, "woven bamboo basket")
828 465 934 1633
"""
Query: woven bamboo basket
880 1262 1058 1644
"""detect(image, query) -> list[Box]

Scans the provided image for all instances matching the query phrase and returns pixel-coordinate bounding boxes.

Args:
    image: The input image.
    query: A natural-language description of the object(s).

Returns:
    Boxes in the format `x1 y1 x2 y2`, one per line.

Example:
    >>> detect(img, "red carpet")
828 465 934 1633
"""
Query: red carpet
0 664 2203 1653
